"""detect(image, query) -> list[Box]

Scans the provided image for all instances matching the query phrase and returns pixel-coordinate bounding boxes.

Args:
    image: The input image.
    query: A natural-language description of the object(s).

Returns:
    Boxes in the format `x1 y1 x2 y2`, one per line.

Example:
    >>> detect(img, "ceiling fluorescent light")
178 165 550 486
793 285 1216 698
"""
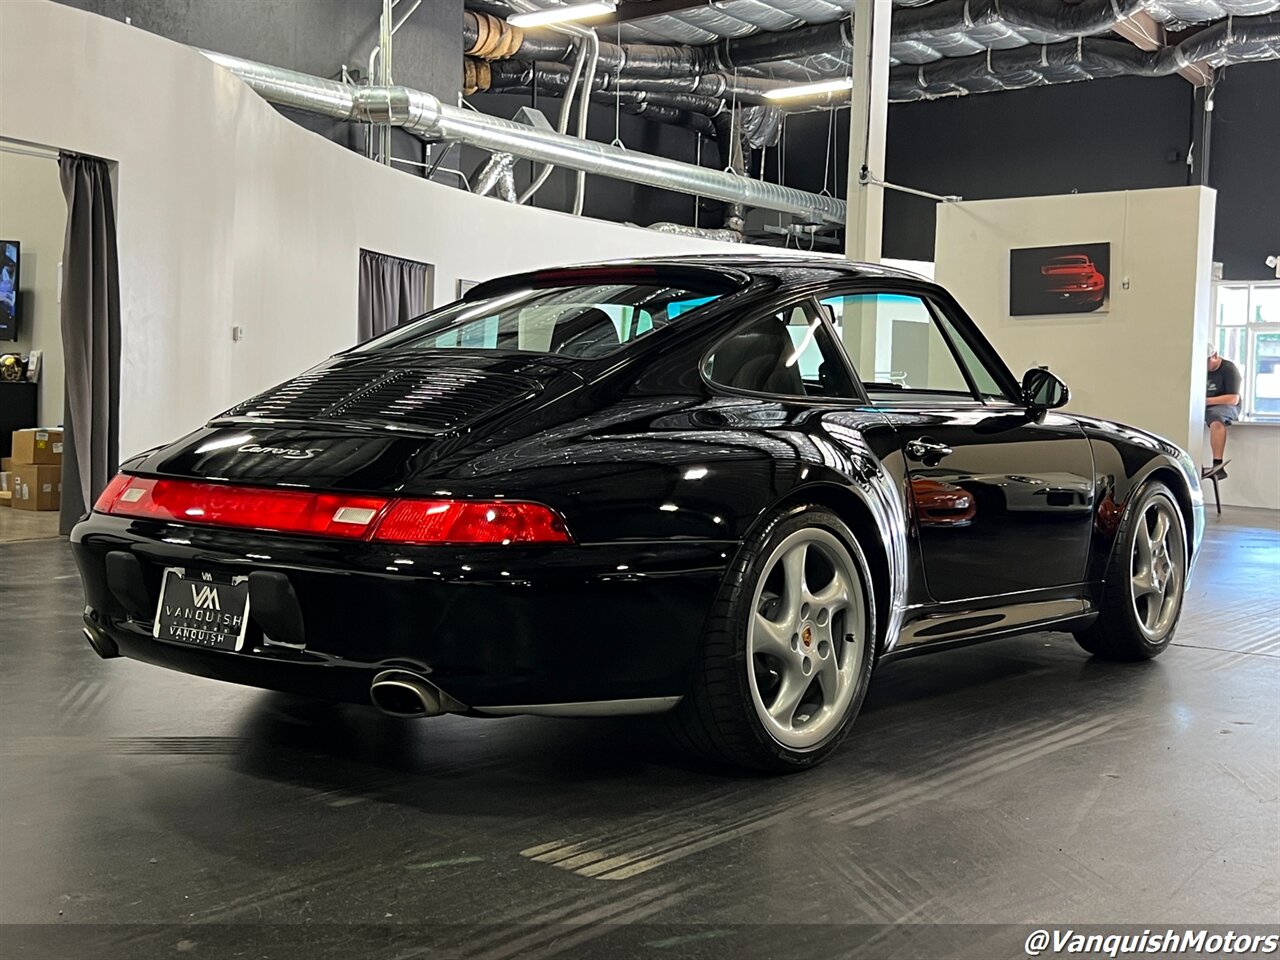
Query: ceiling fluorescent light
763 77 854 101
509 2 618 28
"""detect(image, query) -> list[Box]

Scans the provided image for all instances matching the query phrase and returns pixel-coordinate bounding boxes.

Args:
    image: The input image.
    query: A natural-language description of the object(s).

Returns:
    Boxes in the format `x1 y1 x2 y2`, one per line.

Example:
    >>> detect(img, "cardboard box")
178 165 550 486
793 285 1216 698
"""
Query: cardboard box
1 457 12 473
10 463 62 511
0 490 11 508
11 429 64 465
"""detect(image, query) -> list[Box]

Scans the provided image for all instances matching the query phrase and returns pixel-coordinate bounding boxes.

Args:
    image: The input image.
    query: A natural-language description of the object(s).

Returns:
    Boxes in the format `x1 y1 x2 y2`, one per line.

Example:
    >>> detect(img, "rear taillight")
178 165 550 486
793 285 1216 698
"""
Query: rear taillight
94 475 572 545
93 474 135 513
94 476 389 539
375 500 571 545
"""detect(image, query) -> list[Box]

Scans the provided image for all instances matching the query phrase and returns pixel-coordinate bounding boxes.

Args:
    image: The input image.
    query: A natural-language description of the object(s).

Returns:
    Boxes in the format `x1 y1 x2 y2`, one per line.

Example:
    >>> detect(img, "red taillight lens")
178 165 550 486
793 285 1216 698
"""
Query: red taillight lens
375 500 572 545
94 475 572 545
96 475 390 539
93 474 134 513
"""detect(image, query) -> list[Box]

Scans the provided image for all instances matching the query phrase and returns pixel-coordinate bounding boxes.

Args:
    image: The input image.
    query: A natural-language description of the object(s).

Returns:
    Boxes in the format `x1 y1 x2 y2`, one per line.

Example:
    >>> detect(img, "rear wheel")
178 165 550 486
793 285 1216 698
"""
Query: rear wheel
1075 481 1187 660
668 506 876 772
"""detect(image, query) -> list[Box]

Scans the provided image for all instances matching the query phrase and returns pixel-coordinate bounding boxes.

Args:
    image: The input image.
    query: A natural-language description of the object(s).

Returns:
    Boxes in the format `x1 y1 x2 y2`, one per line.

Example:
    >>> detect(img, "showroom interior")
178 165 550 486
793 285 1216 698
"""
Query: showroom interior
0 0 1277 956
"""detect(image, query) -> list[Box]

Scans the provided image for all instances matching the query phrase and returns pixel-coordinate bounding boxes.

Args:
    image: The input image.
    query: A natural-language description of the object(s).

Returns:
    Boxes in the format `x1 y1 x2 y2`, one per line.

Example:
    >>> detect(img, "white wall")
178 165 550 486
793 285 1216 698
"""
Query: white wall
935 187 1216 463
881 258 934 281
1210 424 1280 509
0 149 66 425
0 1 742 459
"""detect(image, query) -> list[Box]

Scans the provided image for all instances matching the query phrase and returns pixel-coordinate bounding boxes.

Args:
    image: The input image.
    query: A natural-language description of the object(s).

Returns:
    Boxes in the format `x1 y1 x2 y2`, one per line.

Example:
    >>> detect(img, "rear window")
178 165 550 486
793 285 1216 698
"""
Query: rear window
355 279 733 359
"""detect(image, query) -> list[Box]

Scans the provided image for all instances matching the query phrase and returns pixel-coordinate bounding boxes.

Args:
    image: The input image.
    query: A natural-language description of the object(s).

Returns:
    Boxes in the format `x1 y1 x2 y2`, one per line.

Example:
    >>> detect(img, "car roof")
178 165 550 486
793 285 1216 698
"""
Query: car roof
461 253 939 314
550 252 932 284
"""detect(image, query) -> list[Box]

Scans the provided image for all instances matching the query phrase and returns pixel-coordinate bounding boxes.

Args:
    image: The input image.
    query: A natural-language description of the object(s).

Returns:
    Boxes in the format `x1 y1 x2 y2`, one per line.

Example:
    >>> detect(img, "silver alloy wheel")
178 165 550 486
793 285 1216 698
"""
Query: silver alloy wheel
1129 494 1186 642
747 527 866 750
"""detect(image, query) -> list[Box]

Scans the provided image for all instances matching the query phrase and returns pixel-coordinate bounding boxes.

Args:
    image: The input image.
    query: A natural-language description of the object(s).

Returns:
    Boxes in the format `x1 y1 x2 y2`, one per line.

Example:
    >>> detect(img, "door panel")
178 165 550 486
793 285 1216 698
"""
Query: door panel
817 288 1094 604
885 407 1095 601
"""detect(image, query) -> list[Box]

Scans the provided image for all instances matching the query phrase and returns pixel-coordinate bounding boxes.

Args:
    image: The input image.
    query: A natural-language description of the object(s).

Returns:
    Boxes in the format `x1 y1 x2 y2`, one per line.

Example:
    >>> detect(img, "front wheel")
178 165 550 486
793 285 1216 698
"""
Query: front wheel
1075 481 1187 661
668 506 877 772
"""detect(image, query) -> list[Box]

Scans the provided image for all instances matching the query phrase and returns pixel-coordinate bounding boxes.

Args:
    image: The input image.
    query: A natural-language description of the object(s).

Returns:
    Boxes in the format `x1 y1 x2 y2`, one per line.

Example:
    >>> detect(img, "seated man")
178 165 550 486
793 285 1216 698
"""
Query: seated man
1204 343 1242 479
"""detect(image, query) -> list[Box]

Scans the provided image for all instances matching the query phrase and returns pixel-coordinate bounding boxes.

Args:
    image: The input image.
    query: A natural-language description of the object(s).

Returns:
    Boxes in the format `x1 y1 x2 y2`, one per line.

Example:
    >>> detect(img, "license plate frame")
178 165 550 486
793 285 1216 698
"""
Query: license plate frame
153 567 251 652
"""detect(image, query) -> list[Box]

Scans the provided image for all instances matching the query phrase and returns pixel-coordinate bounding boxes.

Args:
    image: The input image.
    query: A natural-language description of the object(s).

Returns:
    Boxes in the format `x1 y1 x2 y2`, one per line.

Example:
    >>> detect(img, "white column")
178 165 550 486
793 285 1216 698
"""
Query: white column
844 0 891 264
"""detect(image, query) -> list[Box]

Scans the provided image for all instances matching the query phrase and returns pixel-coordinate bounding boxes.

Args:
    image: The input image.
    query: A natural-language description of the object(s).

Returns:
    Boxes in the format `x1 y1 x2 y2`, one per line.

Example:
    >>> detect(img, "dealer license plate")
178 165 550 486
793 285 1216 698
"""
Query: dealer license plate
154 568 251 652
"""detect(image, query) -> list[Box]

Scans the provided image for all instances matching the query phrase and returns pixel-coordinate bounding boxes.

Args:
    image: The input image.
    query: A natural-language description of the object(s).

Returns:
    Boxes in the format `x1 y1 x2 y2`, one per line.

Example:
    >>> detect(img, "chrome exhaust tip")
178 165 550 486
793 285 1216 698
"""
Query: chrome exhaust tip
83 625 120 660
369 669 464 719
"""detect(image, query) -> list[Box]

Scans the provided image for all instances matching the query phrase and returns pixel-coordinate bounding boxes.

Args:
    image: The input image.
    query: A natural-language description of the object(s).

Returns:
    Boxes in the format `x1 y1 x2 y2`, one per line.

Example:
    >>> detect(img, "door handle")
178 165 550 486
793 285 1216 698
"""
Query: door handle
906 437 954 462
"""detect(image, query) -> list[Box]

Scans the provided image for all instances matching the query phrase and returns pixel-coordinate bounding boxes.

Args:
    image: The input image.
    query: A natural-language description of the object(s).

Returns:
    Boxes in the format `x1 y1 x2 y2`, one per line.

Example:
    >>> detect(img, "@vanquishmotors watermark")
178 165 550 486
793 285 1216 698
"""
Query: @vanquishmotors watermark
1024 929 1280 957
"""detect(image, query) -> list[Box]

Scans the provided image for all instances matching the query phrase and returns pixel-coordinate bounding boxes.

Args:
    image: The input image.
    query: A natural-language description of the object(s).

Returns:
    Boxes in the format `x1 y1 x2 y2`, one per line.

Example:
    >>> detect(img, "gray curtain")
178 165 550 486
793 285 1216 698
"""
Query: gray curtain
358 250 430 342
58 154 121 536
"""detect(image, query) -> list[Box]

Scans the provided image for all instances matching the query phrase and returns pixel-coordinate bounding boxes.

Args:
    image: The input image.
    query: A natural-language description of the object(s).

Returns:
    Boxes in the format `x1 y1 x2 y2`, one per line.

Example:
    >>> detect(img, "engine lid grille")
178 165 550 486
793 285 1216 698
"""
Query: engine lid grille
219 363 541 433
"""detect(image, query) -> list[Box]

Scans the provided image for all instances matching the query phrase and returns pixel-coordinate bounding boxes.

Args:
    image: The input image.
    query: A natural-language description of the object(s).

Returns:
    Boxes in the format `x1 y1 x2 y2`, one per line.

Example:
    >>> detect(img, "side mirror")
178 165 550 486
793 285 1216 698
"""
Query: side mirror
1021 367 1070 410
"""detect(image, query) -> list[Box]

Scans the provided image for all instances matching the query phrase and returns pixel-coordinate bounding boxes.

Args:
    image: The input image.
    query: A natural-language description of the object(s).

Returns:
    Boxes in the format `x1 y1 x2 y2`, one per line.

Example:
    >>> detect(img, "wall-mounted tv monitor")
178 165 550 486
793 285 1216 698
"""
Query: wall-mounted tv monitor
0 241 19 341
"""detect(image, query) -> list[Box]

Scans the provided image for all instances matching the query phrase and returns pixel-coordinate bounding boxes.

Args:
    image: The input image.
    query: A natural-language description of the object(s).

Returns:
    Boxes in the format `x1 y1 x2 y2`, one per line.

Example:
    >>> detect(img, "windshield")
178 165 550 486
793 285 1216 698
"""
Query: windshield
355 280 732 360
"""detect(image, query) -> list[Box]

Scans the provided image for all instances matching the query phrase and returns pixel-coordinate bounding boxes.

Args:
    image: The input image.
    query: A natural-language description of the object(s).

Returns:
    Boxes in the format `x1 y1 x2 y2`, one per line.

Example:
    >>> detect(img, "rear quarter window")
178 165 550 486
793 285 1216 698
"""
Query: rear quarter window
356 279 735 359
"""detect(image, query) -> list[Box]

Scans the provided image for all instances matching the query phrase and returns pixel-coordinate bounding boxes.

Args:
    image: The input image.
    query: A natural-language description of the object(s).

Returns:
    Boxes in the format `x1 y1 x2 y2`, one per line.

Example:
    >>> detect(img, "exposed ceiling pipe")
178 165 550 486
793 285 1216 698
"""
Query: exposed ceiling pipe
891 12 1280 98
472 5 1164 74
466 11 842 74
609 72 786 103
891 1 1280 67
465 9 819 77
500 0 601 216
485 60 730 117
571 27 599 216
481 57 784 106
476 8 1279 104
464 5 1280 100
198 49 847 224
710 110 746 236
472 61 724 136
464 10 718 76
516 30 590 204
479 60 785 149
718 19 850 70
648 222 744 242
487 0 1280 64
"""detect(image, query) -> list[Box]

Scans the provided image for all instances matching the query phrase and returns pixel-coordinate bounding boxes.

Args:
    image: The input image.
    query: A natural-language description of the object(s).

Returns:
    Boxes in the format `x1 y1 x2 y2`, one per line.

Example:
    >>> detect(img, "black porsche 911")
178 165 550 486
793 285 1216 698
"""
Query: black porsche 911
73 255 1204 771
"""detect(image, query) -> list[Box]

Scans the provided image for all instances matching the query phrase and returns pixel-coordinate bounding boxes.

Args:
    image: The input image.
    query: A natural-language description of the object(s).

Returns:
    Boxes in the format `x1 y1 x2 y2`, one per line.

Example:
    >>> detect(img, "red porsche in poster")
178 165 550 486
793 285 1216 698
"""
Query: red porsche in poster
1010 242 1110 316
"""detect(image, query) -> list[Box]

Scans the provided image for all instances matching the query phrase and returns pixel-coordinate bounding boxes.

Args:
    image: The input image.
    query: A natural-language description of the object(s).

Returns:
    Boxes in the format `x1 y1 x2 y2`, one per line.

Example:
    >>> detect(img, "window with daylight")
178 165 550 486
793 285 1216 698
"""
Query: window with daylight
1212 281 1280 419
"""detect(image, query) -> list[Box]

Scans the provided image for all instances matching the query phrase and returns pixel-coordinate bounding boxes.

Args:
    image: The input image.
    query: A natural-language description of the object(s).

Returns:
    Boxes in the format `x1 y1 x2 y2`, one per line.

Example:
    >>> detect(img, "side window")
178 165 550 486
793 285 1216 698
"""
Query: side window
706 303 857 398
820 292 973 399
927 301 1009 400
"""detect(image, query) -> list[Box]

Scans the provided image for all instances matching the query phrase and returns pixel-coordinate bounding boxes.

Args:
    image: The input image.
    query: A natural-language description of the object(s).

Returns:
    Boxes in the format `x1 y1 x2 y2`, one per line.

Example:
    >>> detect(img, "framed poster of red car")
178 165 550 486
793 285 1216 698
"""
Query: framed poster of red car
1010 242 1110 316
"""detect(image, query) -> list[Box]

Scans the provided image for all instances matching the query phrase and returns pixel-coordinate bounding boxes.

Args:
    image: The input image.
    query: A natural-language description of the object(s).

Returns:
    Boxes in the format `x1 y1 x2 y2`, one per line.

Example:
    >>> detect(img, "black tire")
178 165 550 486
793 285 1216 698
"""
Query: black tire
667 504 877 773
1075 481 1187 661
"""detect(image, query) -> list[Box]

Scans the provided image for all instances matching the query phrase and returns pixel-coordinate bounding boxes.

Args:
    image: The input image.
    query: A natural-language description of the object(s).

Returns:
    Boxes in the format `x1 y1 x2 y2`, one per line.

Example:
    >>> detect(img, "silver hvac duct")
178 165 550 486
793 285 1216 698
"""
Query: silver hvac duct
198 50 847 224
648 222 745 242
890 12 1280 98
465 4 1280 97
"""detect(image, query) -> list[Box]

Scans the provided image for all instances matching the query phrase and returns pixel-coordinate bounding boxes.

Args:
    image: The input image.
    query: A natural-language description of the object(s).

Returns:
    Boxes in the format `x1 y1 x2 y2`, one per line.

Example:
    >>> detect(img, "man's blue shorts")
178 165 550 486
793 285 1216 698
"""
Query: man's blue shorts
1206 405 1239 426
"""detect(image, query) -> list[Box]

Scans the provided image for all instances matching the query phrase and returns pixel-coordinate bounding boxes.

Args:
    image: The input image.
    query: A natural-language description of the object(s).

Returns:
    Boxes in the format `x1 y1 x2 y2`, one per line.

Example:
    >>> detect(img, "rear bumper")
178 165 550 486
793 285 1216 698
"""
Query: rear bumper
71 513 734 710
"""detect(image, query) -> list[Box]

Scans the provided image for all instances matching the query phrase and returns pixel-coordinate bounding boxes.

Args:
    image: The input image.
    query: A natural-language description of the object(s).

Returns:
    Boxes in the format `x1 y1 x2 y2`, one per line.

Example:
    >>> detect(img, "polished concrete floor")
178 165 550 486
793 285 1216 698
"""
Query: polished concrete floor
1 510 1277 959
0 505 60 543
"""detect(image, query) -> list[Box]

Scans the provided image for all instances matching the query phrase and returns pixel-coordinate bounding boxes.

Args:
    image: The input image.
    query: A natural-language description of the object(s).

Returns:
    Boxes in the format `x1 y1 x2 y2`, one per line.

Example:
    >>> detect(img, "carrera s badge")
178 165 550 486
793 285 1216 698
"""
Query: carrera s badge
237 444 322 460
